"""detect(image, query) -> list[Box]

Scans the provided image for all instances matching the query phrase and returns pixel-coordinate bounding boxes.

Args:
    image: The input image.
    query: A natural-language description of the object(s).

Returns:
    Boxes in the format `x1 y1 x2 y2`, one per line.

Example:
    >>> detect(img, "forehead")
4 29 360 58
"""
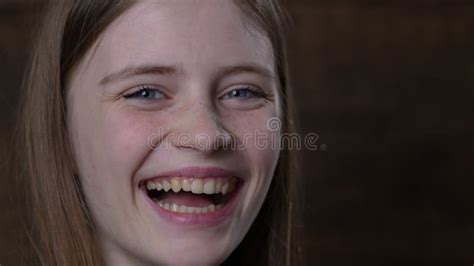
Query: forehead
86 0 274 79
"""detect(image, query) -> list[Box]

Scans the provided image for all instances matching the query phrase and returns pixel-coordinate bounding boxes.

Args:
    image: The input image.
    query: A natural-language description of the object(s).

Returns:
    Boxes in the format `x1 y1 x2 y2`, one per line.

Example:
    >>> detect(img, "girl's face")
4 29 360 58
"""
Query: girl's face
67 0 280 264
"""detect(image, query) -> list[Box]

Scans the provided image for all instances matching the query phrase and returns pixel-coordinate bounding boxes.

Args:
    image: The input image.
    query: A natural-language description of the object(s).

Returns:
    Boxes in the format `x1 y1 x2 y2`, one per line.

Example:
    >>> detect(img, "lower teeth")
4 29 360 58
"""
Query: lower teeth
156 201 223 214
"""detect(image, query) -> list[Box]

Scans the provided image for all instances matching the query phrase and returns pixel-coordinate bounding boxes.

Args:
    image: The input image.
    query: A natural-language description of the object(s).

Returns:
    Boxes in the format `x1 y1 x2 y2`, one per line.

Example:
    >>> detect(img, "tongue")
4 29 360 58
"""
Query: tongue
159 192 213 207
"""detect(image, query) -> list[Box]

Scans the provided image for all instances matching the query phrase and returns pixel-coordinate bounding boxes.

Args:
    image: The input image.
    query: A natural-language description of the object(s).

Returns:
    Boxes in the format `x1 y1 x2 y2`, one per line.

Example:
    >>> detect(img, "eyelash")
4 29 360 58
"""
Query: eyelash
122 85 269 101
123 85 165 100
221 86 268 100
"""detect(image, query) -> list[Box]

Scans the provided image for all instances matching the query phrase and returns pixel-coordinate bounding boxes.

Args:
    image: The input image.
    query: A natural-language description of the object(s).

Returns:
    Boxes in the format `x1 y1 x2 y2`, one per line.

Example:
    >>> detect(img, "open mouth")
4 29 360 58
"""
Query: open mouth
142 177 240 214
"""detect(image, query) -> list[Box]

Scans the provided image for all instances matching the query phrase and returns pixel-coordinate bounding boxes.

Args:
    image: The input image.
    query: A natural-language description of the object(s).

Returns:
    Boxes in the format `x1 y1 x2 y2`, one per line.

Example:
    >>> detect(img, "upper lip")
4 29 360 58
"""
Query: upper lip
139 166 241 185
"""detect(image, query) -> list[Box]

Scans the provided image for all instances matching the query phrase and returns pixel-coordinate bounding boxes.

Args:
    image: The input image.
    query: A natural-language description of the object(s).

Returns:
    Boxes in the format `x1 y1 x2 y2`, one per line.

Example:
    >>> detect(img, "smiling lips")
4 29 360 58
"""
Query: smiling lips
142 167 241 219
145 177 238 214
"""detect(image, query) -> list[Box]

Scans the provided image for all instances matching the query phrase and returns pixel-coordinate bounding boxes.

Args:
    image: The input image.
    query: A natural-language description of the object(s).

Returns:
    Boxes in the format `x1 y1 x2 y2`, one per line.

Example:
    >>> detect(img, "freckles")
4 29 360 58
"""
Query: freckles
236 114 272 135
100 113 151 157
104 108 178 156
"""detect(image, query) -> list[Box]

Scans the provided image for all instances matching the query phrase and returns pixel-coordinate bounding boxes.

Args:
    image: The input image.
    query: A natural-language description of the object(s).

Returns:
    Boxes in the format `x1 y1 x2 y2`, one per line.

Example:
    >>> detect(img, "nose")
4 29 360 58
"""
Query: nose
169 101 233 152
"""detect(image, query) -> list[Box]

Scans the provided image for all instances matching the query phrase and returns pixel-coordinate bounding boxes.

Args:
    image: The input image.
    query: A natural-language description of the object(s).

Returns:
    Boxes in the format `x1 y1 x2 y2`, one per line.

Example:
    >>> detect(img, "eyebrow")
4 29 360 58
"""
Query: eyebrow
215 63 276 81
99 65 180 85
99 63 275 86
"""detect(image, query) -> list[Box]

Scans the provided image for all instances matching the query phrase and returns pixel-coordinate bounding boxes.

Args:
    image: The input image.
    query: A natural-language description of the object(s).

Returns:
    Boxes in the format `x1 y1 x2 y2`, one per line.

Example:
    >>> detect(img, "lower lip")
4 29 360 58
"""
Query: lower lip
141 182 242 227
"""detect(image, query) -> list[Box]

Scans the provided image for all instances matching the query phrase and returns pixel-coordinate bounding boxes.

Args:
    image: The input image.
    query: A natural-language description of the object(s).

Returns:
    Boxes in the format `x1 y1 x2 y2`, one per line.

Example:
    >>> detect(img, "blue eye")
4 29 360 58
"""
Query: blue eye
221 87 267 100
123 85 165 100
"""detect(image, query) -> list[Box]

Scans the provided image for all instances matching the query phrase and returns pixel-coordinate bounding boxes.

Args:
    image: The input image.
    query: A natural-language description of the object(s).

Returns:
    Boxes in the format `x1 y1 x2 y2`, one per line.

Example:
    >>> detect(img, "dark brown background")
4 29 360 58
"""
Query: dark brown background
1 0 473 265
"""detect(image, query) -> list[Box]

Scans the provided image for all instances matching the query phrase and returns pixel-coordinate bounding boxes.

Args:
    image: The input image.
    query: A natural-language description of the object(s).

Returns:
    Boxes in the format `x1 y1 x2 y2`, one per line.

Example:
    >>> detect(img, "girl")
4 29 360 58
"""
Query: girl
17 0 300 264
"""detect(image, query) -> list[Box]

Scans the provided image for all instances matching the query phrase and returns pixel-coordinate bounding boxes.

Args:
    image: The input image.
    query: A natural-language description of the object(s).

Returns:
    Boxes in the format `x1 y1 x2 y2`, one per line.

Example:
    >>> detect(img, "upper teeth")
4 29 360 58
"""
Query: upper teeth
146 177 237 195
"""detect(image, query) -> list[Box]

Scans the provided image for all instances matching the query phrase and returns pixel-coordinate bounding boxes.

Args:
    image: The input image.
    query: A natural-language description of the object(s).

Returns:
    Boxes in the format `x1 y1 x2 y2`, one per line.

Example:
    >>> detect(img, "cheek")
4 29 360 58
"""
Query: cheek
228 109 281 185
72 105 161 193
230 111 280 226
103 112 154 165
97 110 163 180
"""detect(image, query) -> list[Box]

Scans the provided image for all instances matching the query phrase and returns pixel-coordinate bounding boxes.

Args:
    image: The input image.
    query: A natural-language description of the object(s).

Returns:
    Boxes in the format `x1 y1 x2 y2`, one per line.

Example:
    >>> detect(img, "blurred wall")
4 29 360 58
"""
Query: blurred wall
286 1 474 265
1 1 473 265
0 1 42 265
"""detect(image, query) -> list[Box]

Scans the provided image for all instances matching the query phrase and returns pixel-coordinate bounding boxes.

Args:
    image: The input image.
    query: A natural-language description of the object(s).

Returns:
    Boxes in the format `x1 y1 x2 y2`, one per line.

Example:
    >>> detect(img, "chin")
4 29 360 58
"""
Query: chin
146 238 231 265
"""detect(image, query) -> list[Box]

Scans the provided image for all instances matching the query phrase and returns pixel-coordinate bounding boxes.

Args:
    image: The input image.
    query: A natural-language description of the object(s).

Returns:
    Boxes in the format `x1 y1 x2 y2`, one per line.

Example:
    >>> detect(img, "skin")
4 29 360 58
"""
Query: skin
67 0 281 265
